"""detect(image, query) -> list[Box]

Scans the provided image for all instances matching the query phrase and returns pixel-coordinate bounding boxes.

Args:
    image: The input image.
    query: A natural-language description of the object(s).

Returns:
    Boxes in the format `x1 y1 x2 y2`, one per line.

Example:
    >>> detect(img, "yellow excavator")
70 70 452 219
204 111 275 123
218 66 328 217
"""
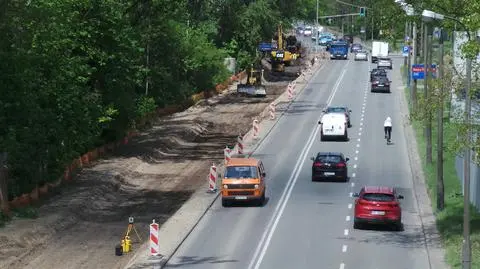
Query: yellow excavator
236 64 267 97
270 24 299 72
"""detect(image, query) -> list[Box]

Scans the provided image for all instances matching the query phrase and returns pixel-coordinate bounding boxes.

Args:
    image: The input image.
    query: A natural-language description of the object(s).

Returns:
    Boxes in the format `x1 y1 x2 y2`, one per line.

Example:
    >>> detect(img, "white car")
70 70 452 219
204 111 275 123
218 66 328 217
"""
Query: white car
304 27 313 36
318 113 348 141
354 51 368 61
377 58 392 69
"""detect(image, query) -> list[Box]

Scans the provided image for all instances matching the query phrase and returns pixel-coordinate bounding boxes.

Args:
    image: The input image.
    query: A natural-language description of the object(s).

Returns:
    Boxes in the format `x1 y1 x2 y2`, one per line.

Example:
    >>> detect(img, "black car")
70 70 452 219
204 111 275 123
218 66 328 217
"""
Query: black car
343 34 354 44
371 76 391 93
323 106 352 127
350 43 362 53
310 152 349 182
370 68 387 82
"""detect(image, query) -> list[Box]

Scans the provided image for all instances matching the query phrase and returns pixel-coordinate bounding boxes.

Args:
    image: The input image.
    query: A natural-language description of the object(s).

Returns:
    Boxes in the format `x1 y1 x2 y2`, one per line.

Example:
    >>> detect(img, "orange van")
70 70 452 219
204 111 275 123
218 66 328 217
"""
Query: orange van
221 157 266 207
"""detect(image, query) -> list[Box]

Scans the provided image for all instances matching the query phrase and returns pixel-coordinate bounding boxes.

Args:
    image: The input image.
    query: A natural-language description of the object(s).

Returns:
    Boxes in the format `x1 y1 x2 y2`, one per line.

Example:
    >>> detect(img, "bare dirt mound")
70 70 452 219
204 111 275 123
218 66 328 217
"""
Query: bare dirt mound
0 77 292 269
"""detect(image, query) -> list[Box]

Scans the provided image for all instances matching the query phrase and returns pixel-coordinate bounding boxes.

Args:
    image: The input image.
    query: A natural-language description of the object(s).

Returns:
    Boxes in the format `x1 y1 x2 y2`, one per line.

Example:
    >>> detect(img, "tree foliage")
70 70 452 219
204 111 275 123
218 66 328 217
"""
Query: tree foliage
0 0 316 197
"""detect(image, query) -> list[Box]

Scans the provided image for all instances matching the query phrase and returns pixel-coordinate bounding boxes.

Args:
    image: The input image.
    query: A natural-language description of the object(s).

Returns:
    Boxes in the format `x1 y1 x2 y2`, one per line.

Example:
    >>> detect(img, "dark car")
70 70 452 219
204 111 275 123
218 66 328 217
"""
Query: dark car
353 186 404 231
323 106 352 127
371 76 391 93
370 68 387 82
350 43 362 53
343 34 353 44
310 152 349 182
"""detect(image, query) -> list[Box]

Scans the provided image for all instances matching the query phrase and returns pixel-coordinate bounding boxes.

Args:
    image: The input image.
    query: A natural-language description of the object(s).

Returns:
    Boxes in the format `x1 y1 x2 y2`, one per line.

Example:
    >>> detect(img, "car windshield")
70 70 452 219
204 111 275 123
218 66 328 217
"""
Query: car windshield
224 166 258 178
362 193 395 201
327 107 346 113
352 44 361 48
316 155 341 163
331 44 347 49
372 69 386 74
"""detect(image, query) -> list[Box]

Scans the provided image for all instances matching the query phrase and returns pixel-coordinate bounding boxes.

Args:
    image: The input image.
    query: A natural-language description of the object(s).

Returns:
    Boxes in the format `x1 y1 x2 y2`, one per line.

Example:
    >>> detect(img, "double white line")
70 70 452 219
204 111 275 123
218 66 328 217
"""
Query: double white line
247 61 350 269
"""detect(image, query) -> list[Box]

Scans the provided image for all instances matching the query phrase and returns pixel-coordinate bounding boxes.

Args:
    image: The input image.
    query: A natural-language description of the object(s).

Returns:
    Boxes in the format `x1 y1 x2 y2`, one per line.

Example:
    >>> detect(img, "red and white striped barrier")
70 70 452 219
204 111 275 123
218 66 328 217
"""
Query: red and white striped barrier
237 134 244 154
224 146 231 164
208 163 217 192
150 219 160 256
253 118 260 137
269 103 276 120
287 84 294 100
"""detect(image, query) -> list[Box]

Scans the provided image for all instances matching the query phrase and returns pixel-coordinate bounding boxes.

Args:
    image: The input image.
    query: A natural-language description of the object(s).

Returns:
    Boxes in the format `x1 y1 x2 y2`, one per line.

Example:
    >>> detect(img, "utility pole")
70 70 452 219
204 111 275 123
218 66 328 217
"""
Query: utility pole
406 21 412 88
437 28 445 211
462 39 473 269
423 23 433 164
426 29 433 164
404 21 408 67
412 22 417 112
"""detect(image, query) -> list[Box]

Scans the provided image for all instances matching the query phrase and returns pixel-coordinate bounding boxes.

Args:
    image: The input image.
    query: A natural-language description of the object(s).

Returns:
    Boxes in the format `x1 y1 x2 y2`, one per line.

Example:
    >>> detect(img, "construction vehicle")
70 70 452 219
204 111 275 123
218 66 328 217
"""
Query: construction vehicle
270 24 300 72
236 64 267 97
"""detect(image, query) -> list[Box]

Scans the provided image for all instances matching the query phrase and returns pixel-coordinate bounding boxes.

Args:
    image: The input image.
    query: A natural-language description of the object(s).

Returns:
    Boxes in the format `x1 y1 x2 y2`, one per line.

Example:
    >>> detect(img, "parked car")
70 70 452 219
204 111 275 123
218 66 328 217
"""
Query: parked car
310 152 349 182
353 186 404 231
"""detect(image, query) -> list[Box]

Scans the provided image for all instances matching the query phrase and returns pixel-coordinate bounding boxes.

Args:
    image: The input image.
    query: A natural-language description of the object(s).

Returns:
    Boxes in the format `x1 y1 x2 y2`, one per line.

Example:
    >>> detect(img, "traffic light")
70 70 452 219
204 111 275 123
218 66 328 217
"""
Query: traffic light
359 7 366 17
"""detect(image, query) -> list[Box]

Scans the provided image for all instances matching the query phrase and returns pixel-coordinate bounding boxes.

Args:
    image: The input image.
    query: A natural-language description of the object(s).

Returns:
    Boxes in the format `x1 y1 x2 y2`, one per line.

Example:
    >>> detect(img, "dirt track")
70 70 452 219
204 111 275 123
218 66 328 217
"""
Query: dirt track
0 52 315 269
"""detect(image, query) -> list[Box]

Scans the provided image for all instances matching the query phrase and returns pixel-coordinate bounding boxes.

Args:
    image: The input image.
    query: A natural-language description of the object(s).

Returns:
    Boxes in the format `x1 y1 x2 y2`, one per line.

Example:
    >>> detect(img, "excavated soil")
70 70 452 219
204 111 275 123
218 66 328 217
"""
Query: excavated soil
0 70 295 269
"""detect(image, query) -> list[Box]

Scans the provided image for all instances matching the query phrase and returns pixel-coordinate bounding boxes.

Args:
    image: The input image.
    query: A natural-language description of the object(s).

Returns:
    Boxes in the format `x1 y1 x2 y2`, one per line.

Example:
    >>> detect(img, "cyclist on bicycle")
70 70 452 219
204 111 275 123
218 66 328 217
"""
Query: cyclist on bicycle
384 116 392 142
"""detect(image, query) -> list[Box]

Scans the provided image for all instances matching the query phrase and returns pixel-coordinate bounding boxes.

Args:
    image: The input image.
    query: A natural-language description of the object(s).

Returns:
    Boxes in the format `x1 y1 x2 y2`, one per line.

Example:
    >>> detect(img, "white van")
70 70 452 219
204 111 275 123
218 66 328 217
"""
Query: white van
318 113 348 141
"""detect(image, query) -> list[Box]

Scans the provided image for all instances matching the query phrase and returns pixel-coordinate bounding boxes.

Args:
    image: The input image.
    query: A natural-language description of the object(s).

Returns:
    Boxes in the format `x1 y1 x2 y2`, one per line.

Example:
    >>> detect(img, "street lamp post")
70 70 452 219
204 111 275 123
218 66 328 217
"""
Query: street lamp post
422 9 474 269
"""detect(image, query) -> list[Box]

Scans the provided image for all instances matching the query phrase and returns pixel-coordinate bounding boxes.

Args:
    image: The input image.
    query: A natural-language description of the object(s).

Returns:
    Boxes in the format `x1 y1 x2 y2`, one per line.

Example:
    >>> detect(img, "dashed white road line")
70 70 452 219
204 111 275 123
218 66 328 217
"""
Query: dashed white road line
344 229 349 236
339 263 345 269
358 132 361 136
351 182 355 187
346 215 351 221
352 172 356 177
357 138 361 142
359 127 362 131
349 192 353 197
356 143 360 147
348 203 352 209
353 164 357 168
342 245 348 252
360 122 363 126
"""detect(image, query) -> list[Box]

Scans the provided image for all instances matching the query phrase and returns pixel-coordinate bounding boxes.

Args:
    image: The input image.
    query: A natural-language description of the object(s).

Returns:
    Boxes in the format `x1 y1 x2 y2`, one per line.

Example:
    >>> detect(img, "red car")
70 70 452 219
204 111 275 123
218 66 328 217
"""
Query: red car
353 186 404 231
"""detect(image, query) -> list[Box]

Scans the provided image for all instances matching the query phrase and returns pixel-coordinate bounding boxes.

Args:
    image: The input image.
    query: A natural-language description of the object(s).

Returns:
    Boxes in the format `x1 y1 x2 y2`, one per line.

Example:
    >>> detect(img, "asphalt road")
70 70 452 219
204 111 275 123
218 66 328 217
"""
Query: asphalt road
165 54 431 269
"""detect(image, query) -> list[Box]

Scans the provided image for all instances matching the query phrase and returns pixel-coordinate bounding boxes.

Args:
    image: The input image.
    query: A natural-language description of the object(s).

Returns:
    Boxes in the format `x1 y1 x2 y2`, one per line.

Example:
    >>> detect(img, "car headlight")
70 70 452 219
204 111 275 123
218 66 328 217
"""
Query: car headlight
254 184 259 189
223 185 228 189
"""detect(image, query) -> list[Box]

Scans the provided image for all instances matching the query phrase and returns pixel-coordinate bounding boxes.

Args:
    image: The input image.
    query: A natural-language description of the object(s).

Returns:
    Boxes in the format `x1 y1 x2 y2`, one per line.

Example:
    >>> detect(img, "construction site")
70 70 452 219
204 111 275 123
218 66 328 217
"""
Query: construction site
0 26 327 269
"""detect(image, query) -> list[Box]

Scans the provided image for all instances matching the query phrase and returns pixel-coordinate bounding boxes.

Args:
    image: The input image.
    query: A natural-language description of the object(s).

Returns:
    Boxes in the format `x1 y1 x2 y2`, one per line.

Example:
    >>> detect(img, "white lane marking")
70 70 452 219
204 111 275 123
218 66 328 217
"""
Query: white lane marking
248 63 350 269
344 229 349 236
354 157 358 161
352 172 356 177
360 122 363 126
339 263 345 269
346 215 351 221
349 192 353 197
360 117 364 121
358 132 361 136
342 245 348 252
348 203 352 209
357 138 360 142
351 182 355 187
353 164 357 169
356 144 360 147
355 150 359 154
359 127 362 131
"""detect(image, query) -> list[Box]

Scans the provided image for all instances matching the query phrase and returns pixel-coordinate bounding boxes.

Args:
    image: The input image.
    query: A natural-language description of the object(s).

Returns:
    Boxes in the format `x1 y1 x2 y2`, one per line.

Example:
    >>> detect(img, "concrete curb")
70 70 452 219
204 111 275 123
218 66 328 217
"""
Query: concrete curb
123 58 329 269
398 65 449 268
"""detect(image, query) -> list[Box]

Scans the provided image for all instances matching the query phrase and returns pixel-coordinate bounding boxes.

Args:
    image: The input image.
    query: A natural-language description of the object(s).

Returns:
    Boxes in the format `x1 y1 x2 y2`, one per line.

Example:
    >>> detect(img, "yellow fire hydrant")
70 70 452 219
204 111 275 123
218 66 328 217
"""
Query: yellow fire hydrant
121 236 132 253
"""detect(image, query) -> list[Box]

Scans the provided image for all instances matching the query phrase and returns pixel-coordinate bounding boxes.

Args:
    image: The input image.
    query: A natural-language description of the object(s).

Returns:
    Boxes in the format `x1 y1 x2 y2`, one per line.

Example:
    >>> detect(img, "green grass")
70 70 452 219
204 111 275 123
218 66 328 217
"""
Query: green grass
402 65 480 268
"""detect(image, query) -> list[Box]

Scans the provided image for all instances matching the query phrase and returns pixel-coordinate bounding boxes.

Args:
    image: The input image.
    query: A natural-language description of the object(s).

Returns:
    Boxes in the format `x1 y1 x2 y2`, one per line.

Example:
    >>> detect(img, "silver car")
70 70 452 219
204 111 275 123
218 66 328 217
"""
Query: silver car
377 58 392 69
354 51 368 61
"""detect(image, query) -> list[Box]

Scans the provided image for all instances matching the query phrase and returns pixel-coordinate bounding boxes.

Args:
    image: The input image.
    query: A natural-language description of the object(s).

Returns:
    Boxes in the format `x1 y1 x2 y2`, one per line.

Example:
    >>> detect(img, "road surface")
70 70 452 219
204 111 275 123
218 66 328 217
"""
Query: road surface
164 55 431 269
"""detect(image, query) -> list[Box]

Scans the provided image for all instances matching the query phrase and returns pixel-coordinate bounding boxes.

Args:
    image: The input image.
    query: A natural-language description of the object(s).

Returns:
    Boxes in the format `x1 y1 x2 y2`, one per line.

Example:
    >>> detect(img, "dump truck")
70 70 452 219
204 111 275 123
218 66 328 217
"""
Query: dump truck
236 65 267 97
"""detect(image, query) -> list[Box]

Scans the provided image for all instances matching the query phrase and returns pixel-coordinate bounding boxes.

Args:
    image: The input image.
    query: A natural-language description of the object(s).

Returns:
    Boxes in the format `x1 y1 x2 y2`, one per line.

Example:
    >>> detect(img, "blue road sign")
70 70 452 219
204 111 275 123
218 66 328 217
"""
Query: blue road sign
412 64 437 80
402 45 409 57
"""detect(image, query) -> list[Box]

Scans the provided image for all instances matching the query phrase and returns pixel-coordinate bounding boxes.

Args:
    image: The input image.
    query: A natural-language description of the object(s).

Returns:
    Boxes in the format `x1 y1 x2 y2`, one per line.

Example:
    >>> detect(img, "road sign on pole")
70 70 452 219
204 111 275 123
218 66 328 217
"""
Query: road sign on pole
402 45 409 57
411 64 437 80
